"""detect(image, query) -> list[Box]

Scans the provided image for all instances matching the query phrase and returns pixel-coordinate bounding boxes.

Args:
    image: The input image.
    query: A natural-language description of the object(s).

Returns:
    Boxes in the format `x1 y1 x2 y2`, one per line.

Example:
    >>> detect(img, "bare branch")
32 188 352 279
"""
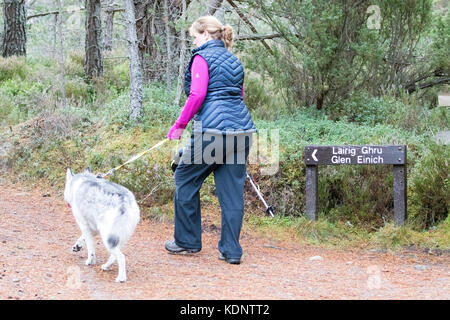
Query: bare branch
27 10 60 20
226 0 273 55
406 77 450 94
27 7 124 20
236 33 283 41
203 0 224 16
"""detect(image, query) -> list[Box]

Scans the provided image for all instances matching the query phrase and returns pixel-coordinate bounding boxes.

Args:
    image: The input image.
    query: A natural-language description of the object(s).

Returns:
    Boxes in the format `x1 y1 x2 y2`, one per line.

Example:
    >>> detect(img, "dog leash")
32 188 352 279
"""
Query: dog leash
97 138 168 179
97 138 276 217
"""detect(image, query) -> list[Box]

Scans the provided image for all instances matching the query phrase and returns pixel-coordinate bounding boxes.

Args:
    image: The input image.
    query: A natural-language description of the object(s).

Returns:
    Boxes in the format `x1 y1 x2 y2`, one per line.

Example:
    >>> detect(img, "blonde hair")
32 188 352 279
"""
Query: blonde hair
189 16 234 49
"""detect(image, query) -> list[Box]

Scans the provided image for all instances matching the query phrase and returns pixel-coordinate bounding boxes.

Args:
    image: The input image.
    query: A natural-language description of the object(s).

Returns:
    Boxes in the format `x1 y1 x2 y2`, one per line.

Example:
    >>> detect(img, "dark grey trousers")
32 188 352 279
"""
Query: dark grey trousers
173 133 252 259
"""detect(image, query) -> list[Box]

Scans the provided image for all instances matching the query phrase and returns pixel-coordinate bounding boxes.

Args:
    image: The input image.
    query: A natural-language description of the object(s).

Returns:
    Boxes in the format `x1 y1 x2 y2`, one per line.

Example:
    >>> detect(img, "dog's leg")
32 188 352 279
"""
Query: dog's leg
110 248 126 282
101 255 116 271
72 236 84 252
83 231 96 266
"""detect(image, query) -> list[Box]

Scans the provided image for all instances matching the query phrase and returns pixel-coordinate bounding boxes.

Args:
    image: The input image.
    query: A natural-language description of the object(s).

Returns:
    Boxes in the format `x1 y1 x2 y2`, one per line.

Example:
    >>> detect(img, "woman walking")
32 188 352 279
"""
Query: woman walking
165 16 256 264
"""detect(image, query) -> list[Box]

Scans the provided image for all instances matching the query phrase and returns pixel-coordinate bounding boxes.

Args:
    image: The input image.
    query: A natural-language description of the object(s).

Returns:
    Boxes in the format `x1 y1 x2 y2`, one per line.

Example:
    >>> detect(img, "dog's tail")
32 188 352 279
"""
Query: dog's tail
106 200 139 250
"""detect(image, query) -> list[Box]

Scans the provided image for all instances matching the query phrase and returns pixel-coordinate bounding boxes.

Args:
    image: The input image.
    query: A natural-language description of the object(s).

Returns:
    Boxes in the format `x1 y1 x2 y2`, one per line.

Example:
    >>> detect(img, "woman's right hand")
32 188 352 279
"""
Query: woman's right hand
167 121 186 140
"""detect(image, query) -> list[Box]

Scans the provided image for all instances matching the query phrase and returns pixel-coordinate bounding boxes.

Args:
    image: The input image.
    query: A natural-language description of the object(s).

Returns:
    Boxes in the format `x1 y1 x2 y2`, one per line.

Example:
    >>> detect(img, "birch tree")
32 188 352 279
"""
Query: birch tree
55 0 67 109
125 0 143 121
174 0 187 106
163 0 172 92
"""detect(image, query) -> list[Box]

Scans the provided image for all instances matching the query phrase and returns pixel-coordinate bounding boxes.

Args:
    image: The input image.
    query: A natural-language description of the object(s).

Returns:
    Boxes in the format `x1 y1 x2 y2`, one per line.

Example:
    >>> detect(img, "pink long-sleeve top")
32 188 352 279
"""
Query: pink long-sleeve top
175 55 210 129
168 55 244 139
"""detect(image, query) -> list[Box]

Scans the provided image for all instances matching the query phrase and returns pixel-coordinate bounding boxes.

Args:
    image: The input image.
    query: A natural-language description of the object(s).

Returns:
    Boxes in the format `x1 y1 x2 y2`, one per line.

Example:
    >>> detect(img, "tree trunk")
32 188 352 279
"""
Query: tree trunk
174 0 187 106
134 0 160 82
125 0 143 121
55 1 67 109
103 0 115 51
84 0 103 79
1 0 27 57
163 0 172 92
134 0 185 83
52 11 57 58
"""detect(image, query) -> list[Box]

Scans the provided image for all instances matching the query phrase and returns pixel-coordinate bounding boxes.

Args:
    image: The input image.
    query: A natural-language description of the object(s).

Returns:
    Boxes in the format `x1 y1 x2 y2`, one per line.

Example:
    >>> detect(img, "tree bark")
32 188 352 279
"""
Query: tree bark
84 0 103 79
1 0 27 57
55 1 67 109
134 0 155 82
52 11 57 58
125 0 143 121
174 0 187 106
163 0 172 92
134 0 185 83
103 0 115 51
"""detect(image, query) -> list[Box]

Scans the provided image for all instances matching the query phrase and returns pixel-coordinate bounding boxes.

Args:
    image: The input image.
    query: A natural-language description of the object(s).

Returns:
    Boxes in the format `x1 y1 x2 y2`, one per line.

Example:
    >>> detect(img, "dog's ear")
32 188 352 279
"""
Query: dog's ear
66 168 74 181
85 167 91 174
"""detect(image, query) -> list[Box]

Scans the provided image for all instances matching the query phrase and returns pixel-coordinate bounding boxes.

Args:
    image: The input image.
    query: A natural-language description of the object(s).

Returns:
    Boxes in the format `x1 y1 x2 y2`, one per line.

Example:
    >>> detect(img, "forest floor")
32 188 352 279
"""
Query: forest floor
0 177 449 300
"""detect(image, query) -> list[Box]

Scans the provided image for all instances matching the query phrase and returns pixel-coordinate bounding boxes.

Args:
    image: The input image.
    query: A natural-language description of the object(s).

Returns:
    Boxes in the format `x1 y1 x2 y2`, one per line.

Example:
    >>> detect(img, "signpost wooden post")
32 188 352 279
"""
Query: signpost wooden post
304 145 407 225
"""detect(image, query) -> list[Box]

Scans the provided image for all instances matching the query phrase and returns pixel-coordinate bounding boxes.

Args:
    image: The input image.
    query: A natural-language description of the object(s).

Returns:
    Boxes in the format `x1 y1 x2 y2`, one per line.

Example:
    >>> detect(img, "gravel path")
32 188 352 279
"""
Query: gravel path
0 183 449 300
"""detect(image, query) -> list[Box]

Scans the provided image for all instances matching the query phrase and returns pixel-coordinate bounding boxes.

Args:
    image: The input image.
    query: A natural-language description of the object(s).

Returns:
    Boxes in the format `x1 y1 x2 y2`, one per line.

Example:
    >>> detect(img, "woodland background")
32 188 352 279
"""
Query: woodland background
0 0 448 249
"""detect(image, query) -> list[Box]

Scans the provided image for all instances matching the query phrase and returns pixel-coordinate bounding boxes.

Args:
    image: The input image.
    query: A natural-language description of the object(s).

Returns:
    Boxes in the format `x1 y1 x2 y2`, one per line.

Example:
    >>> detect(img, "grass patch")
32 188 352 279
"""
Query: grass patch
246 211 449 251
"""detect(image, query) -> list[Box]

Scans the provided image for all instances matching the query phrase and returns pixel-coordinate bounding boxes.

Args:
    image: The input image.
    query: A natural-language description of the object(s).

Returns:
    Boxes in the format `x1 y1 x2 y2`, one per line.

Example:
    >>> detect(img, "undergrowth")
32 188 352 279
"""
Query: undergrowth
0 55 448 252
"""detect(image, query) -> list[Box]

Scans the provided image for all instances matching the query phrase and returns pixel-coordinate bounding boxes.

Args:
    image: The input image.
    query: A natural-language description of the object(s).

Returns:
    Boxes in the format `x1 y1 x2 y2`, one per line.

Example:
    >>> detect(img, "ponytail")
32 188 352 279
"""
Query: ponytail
221 24 234 49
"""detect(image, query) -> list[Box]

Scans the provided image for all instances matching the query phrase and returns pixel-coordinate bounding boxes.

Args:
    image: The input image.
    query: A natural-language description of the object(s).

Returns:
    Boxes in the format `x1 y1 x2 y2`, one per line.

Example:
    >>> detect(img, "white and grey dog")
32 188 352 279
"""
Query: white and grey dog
64 168 140 282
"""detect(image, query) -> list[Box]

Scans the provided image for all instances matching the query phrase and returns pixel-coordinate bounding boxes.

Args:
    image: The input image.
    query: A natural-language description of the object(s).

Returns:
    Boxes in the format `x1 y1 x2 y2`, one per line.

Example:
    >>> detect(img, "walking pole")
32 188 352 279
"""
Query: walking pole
246 172 275 217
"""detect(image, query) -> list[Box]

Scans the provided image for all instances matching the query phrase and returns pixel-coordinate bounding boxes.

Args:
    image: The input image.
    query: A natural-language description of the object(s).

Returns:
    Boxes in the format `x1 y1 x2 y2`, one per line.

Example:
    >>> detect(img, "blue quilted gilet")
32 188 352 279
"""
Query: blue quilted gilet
184 40 256 135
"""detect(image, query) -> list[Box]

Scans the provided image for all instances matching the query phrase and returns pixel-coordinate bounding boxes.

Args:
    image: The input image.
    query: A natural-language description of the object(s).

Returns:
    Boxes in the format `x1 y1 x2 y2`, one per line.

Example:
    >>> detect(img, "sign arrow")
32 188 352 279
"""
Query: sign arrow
312 149 318 161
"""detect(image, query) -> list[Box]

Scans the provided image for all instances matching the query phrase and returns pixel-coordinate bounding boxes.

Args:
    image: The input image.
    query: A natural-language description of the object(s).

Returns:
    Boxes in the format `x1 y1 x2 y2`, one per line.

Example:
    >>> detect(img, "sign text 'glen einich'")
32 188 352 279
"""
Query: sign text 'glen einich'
304 145 406 166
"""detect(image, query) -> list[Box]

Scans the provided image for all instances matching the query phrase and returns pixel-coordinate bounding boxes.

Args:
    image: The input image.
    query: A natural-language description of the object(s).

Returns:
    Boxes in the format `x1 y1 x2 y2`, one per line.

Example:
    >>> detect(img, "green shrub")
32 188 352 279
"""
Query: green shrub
327 91 389 126
110 159 174 206
327 91 449 134
140 84 179 126
104 59 130 91
65 50 85 78
65 78 91 102
0 78 50 125
243 76 284 120
97 92 131 126
409 142 449 229
97 82 179 129
0 56 27 82
318 165 394 228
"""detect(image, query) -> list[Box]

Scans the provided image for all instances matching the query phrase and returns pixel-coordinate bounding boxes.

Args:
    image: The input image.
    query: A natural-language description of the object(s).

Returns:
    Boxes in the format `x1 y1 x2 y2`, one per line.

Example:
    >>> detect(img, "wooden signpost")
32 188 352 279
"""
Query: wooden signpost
303 145 407 226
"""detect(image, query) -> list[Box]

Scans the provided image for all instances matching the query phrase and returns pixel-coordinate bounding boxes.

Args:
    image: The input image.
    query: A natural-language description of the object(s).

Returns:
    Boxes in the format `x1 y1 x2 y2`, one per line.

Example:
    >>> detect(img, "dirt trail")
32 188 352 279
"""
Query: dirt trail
0 181 449 300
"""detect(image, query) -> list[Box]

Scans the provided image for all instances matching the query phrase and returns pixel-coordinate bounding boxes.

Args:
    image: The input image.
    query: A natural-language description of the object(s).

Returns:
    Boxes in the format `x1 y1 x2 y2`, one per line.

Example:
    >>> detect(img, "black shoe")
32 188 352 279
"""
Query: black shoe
165 240 201 254
218 251 241 265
